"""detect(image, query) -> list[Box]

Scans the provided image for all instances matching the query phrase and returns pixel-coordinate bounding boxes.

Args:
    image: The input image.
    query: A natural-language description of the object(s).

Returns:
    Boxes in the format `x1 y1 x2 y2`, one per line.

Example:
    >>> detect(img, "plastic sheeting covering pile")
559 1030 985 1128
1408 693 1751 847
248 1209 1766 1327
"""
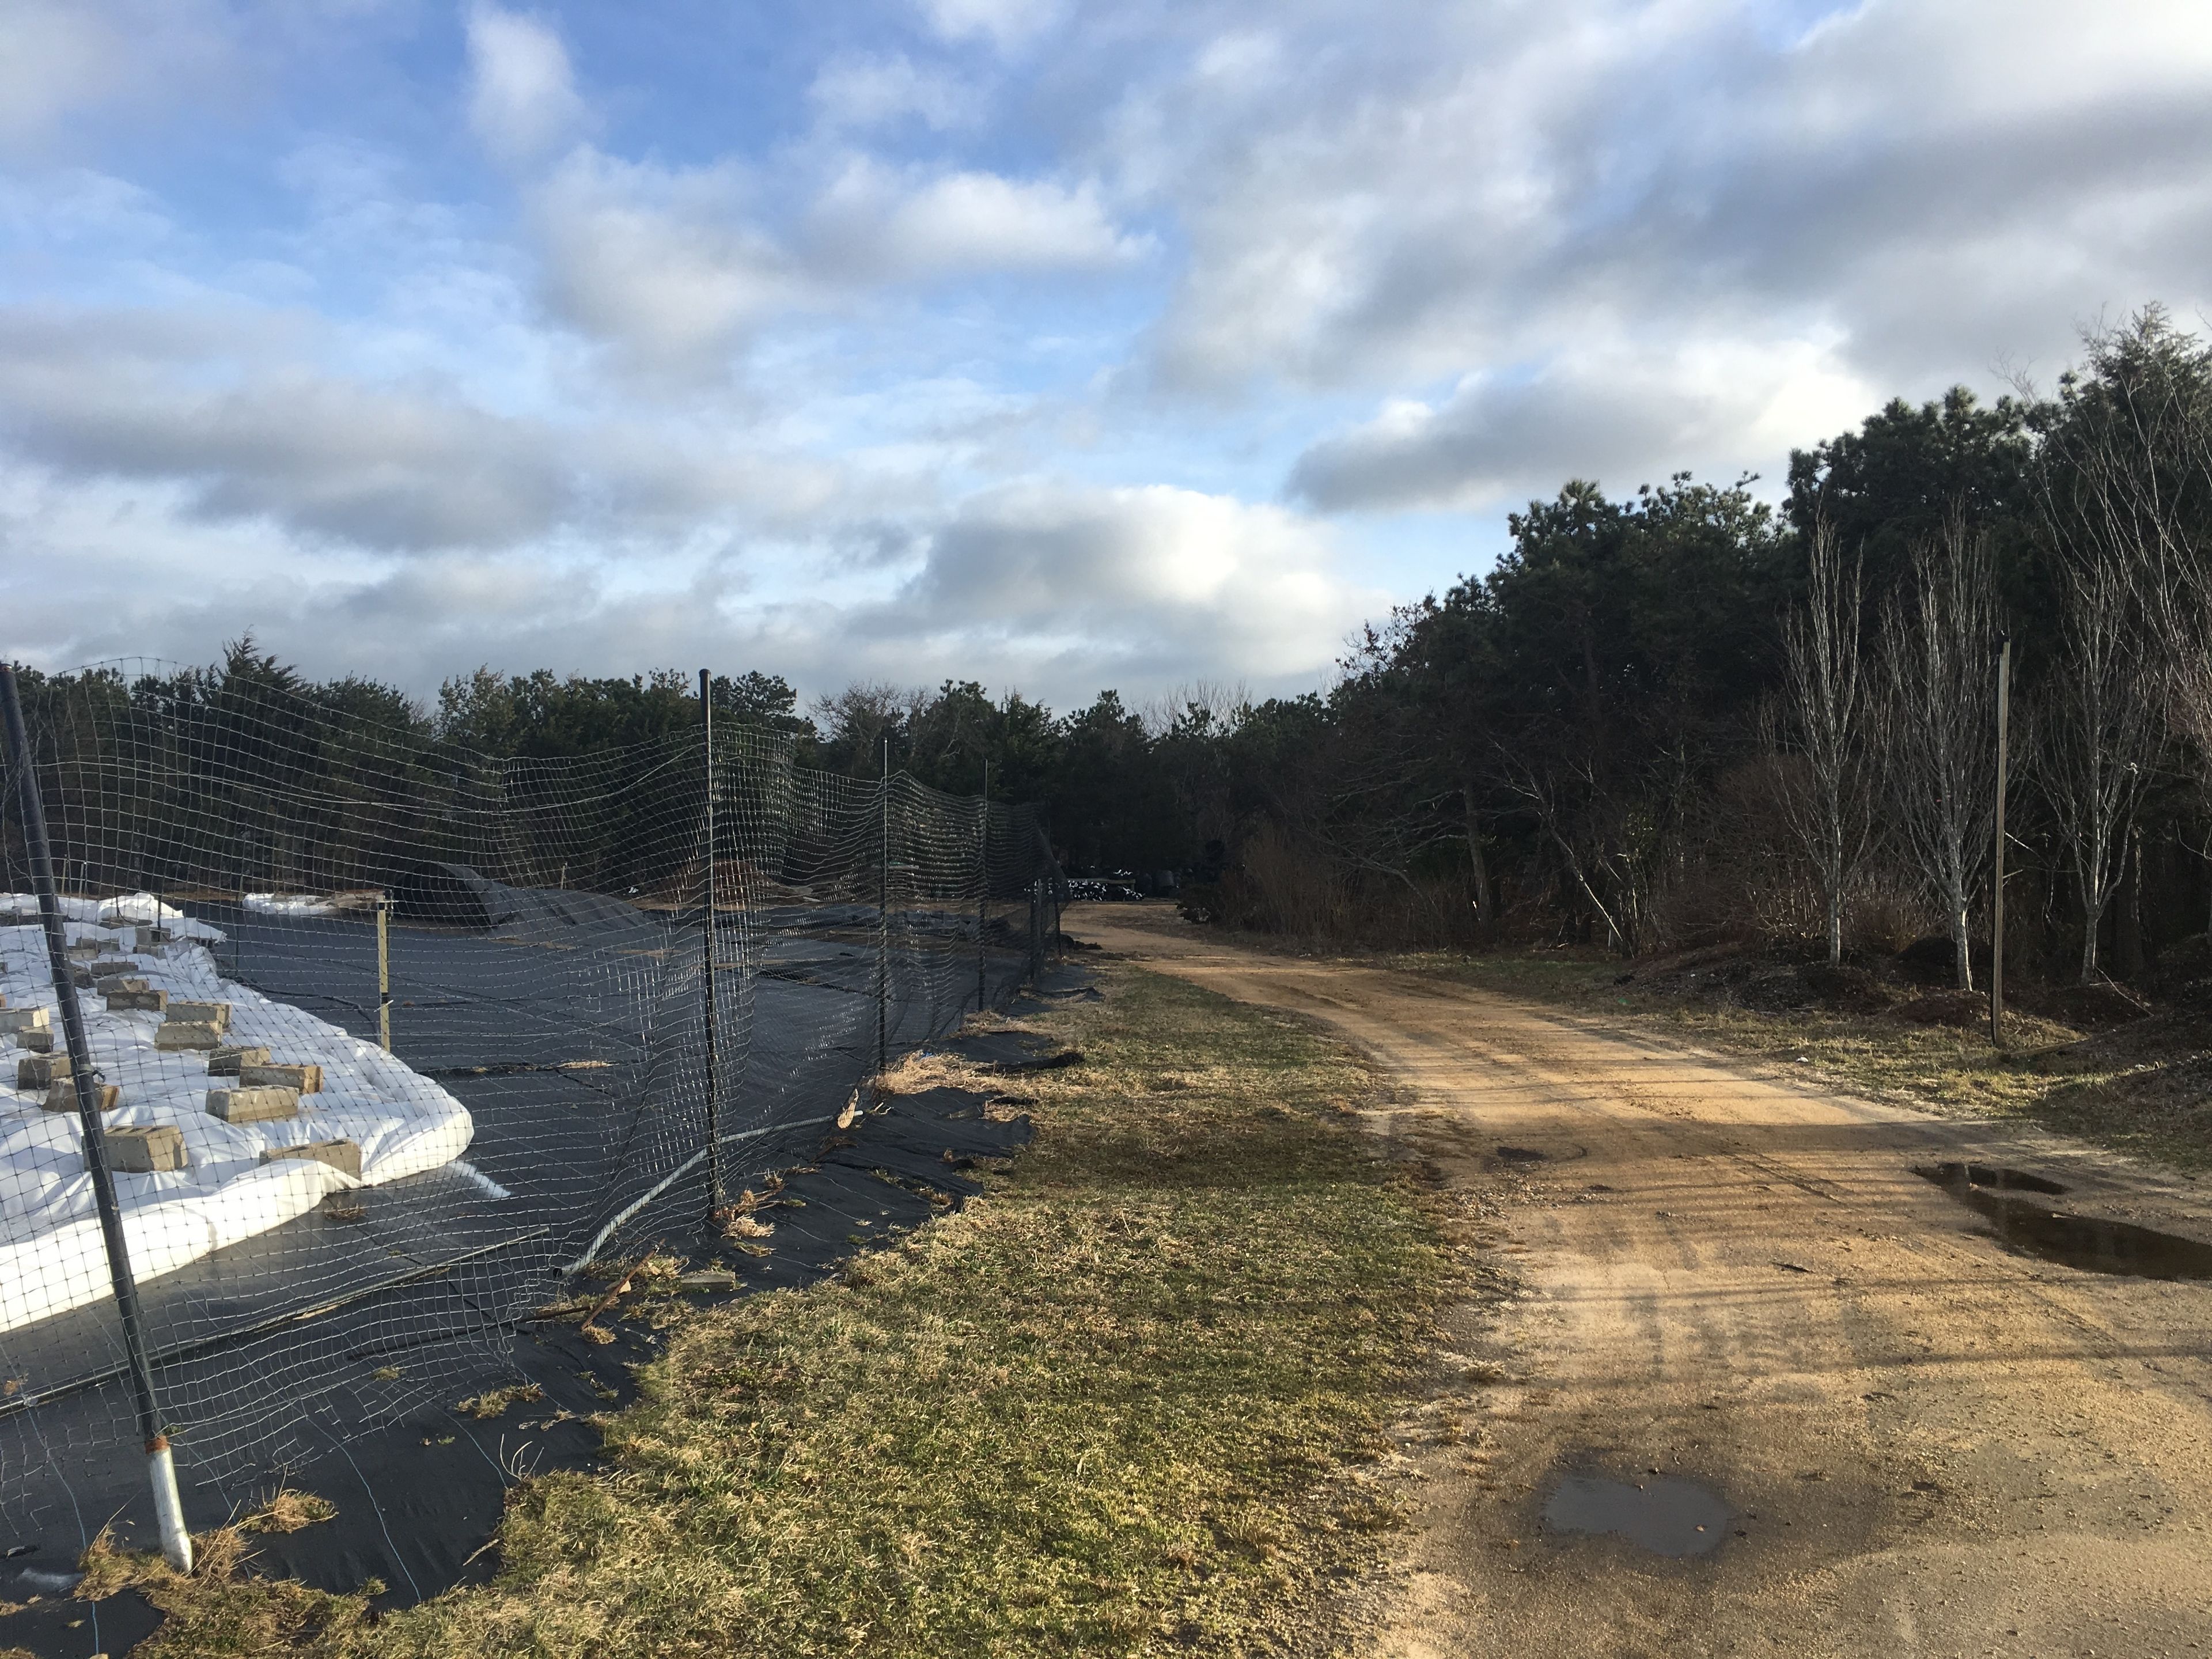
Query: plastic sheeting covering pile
0 899 475 1330
0 660 1063 1541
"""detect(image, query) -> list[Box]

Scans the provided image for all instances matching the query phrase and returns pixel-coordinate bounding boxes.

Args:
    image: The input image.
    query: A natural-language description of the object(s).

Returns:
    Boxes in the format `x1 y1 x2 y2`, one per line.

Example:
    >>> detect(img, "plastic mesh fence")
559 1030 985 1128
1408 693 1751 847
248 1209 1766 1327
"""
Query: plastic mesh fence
0 661 1060 1528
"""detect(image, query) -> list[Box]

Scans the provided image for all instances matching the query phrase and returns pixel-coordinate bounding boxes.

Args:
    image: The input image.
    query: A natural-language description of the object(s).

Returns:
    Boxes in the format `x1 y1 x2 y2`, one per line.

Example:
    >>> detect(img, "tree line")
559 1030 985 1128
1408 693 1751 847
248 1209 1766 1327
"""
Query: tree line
10 306 2209 989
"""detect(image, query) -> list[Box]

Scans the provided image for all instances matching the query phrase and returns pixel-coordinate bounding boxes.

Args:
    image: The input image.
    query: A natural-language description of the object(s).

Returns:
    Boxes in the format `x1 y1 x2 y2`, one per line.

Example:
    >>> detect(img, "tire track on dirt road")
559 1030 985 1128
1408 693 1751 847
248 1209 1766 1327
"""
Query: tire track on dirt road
1068 907 2212 1659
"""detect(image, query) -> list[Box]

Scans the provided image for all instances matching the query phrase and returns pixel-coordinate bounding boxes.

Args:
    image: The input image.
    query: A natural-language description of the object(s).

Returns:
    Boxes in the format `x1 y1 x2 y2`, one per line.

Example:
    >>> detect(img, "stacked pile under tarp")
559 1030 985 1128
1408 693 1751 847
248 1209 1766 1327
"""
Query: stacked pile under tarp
0 893 475 1333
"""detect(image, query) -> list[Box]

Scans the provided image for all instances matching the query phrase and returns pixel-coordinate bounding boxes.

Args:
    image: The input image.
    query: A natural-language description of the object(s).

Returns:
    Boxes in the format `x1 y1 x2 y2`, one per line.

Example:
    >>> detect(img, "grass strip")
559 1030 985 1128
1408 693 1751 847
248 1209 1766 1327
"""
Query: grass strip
39 965 1449 1658
1389 947 2212 1172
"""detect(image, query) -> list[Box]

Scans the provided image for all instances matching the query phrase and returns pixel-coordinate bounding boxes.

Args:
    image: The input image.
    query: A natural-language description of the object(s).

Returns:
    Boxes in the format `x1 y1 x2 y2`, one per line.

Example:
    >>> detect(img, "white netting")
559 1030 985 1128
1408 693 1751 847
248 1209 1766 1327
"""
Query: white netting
0 660 1060 1525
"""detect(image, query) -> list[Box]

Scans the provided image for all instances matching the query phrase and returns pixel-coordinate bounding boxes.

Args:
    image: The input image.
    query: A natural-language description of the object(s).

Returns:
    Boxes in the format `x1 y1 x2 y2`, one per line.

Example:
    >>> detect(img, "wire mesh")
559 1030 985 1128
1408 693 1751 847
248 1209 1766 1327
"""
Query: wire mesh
0 660 1060 1531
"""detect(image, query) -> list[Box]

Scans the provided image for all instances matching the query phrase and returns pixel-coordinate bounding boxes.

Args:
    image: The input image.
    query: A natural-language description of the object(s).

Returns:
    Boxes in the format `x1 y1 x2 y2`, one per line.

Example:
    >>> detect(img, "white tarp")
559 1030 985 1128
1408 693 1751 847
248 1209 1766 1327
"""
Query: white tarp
0 895 475 1334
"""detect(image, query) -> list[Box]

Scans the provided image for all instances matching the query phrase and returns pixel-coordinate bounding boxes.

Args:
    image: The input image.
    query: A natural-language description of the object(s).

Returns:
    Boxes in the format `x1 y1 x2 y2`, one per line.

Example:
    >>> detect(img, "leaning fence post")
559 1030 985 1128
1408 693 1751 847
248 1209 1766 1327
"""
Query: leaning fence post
700 669 722 1214
877 738 889 1073
0 665 194 1573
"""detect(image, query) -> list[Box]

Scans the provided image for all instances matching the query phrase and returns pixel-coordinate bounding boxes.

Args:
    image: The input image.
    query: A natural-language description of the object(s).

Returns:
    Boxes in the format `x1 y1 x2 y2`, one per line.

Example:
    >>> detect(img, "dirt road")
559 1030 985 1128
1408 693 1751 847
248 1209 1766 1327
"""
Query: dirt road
1065 906 2212 1659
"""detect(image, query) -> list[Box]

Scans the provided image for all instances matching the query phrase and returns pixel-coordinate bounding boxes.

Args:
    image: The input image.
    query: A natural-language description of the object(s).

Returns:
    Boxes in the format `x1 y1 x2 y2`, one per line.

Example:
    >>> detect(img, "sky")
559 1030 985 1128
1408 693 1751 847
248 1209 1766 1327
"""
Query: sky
1 0 2208 714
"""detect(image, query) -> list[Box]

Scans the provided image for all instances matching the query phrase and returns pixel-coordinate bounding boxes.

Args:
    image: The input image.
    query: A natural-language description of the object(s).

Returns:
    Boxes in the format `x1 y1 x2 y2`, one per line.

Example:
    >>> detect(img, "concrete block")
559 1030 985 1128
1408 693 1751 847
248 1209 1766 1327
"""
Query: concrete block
104 990 167 1014
206 1085 300 1123
261 1139 360 1179
207 1045 271 1076
240 1062 321 1094
66 941 106 961
46 1081 120 1112
16 1029 52 1054
99 1124 188 1173
142 927 172 946
156 1022 222 1051
166 1001 230 1031
0 1008 50 1035
99 978 150 996
16 1054 69 1090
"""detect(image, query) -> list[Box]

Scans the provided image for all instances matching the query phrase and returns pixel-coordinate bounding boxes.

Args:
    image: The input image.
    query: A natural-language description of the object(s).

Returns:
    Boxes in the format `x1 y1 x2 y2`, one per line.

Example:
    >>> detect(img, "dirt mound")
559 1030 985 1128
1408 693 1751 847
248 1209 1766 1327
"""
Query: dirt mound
1893 935 1994 987
2031 1005 2212 1074
2149 933 2212 995
1895 988 1989 1027
1797 963 1893 1014
1624 947 1896 1016
2012 980 2152 1031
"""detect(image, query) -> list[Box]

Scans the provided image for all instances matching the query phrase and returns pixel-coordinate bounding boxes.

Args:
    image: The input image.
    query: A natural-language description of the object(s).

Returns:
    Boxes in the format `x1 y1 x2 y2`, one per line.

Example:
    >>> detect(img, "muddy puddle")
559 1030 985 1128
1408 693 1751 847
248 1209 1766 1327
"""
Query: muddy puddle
1914 1164 2212 1281
1493 1143 1585 1166
1541 1472 1733 1557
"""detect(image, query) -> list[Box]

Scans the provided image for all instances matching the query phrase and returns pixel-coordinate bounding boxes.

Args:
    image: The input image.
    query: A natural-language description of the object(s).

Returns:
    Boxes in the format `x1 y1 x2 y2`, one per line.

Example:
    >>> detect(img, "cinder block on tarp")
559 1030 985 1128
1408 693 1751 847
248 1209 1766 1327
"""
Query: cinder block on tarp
98 979 150 997
104 990 167 1013
208 1045 271 1076
206 1085 300 1123
16 1054 69 1090
240 1062 321 1094
16 1029 52 1054
46 1081 120 1113
65 941 107 961
261 1139 360 1179
99 1124 188 1173
166 1001 230 1031
0 1008 50 1035
156 1022 222 1051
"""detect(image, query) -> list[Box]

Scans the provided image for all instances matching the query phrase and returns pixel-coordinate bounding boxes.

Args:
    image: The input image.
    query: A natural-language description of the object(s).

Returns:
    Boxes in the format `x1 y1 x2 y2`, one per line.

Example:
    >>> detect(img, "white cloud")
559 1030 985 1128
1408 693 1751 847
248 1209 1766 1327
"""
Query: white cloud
918 0 1063 52
465 2 587 166
812 160 1149 280
808 53 971 131
532 149 795 372
889 480 1380 689
1291 335 1874 512
530 148 1147 370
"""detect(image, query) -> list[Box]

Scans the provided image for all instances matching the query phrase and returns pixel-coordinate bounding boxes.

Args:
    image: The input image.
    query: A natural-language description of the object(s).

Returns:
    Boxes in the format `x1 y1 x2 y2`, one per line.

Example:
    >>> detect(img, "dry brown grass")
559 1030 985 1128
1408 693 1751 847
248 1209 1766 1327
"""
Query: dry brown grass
45 968 1456 1659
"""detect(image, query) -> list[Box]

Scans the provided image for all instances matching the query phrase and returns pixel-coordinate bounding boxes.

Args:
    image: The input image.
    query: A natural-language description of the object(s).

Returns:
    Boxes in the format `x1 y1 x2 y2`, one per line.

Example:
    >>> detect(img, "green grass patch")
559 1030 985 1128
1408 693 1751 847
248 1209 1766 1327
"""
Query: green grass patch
57 967 1449 1659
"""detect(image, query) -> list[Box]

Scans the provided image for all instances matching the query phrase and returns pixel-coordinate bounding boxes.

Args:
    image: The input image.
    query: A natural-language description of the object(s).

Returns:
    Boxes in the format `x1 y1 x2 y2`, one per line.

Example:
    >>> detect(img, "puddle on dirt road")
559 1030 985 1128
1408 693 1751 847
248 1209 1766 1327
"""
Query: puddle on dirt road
1496 1145 1548 1164
1915 1161 2067 1196
1541 1473 1733 1557
1914 1164 2212 1281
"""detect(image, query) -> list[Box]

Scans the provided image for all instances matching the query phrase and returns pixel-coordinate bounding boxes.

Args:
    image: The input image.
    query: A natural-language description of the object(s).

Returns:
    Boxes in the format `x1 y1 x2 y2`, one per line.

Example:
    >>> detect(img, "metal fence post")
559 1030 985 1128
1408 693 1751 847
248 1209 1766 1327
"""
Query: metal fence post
376 896 393 1052
877 738 889 1073
975 762 988 1014
0 664 194 1573
700 669 721 1213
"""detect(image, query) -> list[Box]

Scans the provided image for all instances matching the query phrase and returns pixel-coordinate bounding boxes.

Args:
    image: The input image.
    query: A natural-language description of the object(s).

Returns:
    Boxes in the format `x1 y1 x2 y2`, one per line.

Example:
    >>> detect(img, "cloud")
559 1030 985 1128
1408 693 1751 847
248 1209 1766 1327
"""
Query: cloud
532 149 796 371
465 2 587 166
1132 0 2212 403
918 0 1063 52
0 0 240 154
886 480 1381 689
531 148 1146 370
810 160 1150 281
0 318 575 550
1289 337 1874 512
808 53 971 132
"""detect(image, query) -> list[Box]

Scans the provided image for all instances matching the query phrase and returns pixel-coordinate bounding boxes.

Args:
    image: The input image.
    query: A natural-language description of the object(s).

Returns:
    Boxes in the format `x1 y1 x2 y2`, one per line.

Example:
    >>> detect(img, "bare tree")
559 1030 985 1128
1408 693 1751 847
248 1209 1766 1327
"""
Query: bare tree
1877 514 1999 991
2029 533 2162 982
1770 520 1873 965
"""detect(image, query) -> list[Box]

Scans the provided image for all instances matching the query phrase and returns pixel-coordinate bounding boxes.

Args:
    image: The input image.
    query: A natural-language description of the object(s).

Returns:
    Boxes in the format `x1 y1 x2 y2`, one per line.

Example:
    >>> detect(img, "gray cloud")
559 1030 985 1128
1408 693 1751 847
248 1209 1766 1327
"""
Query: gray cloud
0 309 577 550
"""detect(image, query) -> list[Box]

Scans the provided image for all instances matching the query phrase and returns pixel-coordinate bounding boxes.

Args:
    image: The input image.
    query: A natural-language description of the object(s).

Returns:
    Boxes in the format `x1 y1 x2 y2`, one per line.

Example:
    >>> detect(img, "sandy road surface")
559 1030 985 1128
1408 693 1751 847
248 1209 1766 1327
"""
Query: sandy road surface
1065 906 2212 1659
